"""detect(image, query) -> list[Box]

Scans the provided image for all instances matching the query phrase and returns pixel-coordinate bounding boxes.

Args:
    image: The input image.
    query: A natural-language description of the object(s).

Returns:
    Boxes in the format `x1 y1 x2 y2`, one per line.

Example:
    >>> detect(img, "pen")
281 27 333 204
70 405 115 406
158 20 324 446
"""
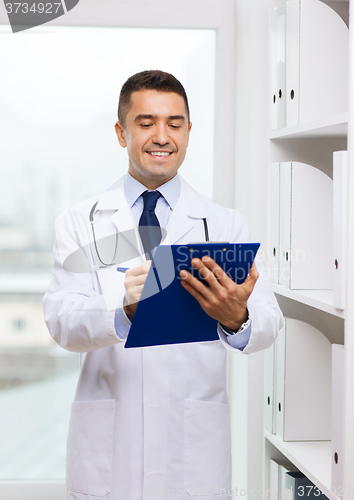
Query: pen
117 267 129 273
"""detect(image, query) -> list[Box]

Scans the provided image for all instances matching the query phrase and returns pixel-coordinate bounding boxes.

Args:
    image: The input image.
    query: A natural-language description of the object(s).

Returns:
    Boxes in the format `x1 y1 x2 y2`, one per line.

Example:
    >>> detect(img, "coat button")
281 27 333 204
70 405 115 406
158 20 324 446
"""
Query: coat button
108 326 115 336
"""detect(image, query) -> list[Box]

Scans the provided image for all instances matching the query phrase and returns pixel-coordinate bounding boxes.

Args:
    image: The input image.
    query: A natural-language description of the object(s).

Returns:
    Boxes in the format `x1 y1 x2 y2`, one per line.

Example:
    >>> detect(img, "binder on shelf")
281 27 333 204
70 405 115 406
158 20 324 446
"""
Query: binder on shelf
331 344 344 495
279 162 291 288
271 163 281 284
271 7 278 130
333 151 348 310
285 471 328 500
274 321 286 439
269 459 297 500
265 343 275 434
285 0 348 127
275 319 331 441
277 1 286 128
271 1 286 130
279 463 296 500
279 162 333 290
285 0 300 127
270 459 279 500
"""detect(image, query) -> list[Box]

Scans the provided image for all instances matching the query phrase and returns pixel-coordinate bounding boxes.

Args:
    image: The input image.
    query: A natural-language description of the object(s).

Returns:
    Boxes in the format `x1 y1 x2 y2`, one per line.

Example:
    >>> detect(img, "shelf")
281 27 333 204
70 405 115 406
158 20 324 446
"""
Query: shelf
265 431 339 500
269 113 348 140
272 284 345 319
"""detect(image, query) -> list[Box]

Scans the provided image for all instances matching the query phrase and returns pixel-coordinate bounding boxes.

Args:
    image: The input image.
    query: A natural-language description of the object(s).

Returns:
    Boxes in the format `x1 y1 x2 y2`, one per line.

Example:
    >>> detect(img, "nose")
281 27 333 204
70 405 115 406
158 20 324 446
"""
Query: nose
152 123 169 146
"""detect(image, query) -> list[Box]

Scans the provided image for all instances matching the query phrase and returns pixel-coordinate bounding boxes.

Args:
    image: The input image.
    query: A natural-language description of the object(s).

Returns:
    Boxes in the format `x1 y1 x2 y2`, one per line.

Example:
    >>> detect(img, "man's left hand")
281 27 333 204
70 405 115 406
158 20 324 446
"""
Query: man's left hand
179 257 259 331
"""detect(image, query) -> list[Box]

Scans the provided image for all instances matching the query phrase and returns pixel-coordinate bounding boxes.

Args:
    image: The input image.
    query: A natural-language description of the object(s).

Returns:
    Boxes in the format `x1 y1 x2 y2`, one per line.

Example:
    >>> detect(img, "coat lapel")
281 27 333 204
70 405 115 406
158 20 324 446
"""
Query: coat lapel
164 177 209 245
95 178 135 234
94 178 143 263
93 178 143 310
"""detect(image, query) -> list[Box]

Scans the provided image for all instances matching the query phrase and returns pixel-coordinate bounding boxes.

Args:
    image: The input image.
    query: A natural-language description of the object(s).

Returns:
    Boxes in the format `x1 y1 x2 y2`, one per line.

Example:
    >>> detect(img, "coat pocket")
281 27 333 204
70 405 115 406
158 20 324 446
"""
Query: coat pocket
66 399 115 498
184 399 231 496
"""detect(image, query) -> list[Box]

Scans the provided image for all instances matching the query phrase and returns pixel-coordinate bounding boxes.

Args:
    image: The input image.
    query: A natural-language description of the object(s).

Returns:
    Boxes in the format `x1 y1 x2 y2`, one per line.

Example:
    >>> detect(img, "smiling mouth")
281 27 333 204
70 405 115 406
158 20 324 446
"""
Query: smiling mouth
146 151 173 157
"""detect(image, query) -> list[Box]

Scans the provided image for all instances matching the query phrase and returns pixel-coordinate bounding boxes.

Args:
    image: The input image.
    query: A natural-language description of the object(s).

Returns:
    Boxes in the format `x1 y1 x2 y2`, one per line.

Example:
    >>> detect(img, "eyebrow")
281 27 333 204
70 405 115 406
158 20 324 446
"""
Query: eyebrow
134 114 186 122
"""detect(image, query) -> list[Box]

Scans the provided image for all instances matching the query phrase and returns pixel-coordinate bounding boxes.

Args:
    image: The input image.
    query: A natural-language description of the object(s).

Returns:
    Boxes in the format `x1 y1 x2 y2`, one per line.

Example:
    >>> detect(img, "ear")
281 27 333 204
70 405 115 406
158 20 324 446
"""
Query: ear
186 122 192 147
115 121 127 148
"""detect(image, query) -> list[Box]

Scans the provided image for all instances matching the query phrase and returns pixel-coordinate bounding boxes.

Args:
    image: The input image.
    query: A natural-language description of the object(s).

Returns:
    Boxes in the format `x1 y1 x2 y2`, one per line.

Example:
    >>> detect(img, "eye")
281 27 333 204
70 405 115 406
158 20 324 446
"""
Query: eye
170 124 181 129
140 123 152 128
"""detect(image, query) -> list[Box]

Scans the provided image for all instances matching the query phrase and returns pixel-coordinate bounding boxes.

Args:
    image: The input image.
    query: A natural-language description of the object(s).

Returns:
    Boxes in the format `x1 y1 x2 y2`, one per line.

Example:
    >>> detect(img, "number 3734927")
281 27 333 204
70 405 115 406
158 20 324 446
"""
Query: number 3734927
5 3 62 14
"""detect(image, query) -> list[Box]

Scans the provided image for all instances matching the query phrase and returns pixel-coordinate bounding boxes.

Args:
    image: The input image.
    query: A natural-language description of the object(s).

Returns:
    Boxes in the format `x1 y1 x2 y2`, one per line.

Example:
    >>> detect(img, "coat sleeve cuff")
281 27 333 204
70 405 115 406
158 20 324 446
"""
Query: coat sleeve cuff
114 293 132 341
219 320 252 351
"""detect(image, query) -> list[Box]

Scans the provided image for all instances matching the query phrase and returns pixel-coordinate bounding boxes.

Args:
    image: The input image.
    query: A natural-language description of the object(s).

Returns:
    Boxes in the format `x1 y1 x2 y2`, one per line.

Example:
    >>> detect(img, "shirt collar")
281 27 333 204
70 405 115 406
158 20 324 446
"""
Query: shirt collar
124 172 181 211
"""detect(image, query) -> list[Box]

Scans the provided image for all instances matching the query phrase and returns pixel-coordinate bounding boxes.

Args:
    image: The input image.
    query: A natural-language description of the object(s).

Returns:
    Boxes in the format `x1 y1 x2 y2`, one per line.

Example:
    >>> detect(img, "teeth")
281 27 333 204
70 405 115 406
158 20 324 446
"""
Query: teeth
148 152 171 156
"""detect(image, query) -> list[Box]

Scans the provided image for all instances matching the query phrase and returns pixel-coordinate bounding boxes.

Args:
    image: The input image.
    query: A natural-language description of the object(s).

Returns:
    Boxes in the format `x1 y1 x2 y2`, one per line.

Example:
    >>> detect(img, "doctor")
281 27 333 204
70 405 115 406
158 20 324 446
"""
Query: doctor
43 70 283 500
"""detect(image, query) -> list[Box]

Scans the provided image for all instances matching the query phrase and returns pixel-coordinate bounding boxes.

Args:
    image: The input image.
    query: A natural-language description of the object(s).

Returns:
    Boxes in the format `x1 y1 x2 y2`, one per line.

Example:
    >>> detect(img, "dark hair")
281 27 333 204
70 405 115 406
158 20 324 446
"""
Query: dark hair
118 70 190 127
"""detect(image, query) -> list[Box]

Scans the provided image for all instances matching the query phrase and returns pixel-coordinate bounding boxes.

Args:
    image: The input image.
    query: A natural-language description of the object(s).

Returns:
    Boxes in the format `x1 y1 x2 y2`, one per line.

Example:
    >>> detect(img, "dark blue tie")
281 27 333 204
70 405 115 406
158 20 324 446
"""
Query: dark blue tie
139 191 162 258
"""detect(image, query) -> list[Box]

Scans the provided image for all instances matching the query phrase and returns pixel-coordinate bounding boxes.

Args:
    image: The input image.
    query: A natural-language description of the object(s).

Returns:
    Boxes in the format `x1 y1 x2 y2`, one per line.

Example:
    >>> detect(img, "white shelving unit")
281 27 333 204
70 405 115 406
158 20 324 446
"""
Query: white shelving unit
265 431 334 500
272 284 345 319
264 0 353 499
269 112 348 139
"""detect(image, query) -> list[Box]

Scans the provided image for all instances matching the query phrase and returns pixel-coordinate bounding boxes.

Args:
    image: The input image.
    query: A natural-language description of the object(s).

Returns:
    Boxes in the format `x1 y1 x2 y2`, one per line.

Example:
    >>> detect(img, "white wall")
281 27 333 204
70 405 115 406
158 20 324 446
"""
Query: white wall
229 0 272 498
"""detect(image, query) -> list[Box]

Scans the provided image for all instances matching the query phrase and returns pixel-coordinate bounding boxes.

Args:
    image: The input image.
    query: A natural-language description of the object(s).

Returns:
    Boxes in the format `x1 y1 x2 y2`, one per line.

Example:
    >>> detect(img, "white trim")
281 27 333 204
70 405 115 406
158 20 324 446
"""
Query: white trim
0 481 65 500
343 0 354 497
0 0 236 207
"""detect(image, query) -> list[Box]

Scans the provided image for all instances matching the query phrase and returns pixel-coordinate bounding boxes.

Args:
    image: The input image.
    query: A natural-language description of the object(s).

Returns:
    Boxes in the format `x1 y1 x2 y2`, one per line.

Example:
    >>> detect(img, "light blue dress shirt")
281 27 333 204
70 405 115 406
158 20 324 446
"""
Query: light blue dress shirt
114 173 252 351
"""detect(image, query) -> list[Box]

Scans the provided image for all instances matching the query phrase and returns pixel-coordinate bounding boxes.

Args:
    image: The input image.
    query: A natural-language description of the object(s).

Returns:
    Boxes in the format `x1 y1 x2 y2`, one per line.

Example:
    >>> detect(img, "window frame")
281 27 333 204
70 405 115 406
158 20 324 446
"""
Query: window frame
0 1 235 497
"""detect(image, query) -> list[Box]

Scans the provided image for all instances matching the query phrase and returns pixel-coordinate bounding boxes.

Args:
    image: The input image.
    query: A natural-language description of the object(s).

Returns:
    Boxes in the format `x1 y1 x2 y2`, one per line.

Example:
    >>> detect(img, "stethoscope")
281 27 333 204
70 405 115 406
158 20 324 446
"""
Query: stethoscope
89 201 210 268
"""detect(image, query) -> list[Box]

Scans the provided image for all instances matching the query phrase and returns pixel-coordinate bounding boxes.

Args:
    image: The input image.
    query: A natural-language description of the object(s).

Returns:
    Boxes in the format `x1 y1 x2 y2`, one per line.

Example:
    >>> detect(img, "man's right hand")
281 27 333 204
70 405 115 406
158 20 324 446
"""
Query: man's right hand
123 260 152 321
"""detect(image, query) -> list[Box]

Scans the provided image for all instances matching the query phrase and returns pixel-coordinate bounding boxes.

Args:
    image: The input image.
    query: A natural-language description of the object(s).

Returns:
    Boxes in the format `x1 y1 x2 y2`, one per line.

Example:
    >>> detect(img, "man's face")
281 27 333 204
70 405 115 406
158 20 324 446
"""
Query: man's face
115 90 192 190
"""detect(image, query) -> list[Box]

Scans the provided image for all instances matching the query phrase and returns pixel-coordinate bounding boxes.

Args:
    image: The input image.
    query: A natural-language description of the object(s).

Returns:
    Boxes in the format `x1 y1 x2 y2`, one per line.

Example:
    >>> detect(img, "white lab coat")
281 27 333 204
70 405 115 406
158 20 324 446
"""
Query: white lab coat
43 176 283 500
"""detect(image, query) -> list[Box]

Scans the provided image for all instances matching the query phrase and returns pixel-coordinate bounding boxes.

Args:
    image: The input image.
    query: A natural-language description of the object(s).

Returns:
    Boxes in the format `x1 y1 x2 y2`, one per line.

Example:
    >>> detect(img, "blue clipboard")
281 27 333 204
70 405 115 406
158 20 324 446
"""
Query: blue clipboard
124 242 260 348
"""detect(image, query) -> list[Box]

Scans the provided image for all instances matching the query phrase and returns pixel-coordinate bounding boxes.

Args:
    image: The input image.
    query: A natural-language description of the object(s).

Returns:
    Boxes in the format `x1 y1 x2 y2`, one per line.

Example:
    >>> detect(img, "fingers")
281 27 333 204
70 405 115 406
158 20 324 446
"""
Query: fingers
180 268 210 298
196 257 231 288
179 257 259 326
179 277 209 307
126 260 152 277
243 262 259 290
123 285 145 306
250 261 259 281
184 257 232 293
180 257 259 299
124 260 152 304
125 260 151 288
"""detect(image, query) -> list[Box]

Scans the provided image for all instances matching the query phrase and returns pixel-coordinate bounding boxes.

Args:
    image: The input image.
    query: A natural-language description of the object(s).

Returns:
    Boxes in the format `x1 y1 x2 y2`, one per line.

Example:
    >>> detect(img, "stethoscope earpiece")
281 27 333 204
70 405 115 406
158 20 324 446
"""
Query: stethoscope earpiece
89 201 99 224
